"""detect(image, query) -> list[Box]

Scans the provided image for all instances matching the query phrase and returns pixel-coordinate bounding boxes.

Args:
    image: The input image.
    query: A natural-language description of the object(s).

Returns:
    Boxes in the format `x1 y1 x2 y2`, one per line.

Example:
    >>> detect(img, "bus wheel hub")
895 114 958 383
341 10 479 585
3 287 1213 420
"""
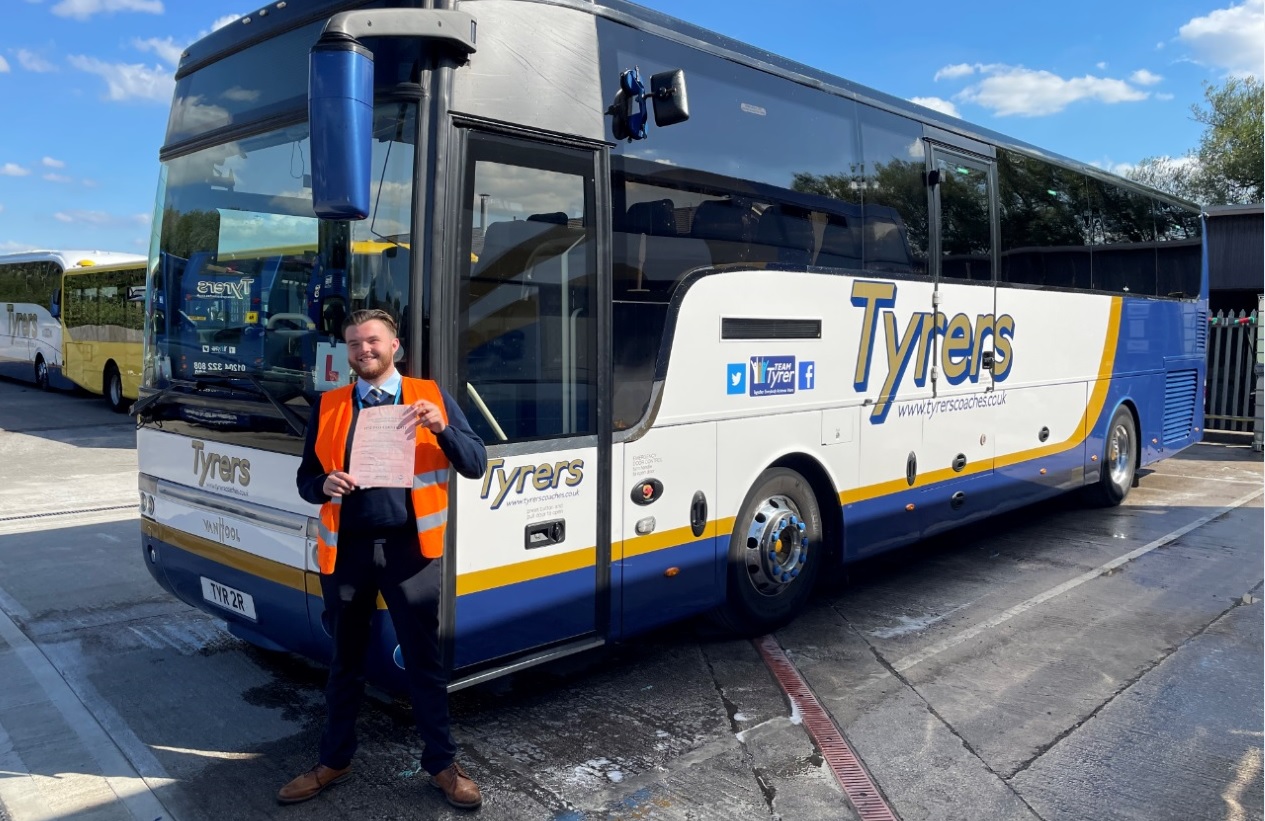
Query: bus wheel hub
742 495 808 596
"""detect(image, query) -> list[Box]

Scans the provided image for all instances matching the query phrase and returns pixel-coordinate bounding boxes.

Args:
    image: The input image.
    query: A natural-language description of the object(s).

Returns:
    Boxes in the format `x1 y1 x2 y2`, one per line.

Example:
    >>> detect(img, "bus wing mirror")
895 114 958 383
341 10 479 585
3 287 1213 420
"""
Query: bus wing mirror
650 70 689 127
50 289 61 319
308 10 476 221
309 36 375 220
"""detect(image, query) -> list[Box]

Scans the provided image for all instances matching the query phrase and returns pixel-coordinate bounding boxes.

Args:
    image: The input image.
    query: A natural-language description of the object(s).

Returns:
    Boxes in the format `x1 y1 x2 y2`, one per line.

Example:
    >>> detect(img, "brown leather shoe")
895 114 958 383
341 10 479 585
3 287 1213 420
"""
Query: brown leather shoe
277 763 352 804
431 762 482 809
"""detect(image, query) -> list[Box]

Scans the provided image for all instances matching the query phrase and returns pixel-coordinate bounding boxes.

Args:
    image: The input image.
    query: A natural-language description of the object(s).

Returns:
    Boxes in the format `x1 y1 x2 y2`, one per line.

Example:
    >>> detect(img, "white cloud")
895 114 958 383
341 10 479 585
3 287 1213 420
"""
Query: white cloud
133 36 184 68
0 57 10 73
54 209 115 225
221 86 260 103
1130 69 1163 85
1096 61 1109 70
0 241 41 253
68 55 173 102
909 96 962 118
1 163 31 176
210 13 243 32
42 157 65 168
949 64 1149 116
934 63 977 81
82 178 98 187
1156 92 1175 101
1179 0 1265 78
1094 154 1200 178
17 50 56 72
43 173 72 183
51 0 162 20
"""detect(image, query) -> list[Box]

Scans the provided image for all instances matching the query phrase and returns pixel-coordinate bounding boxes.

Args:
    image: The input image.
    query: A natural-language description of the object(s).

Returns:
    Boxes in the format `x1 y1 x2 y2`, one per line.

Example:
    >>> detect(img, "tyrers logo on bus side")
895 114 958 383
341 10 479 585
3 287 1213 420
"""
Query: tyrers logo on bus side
852 280 1015 424
480 458 584 510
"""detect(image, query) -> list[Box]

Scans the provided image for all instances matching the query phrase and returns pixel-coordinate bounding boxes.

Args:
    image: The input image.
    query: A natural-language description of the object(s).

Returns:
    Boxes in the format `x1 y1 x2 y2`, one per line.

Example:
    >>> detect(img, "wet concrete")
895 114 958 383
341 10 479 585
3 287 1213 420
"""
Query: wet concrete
0 378 1260 821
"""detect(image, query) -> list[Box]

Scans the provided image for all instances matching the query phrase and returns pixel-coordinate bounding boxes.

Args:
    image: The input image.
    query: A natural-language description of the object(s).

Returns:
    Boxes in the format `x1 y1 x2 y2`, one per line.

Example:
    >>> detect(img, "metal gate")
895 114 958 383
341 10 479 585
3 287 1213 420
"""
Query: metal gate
1206 307 1260 433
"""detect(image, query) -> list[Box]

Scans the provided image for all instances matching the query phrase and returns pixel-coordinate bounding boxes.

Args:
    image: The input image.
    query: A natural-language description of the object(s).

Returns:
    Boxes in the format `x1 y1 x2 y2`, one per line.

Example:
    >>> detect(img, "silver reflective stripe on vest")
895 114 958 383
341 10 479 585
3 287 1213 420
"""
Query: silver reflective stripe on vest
413 468 450 490
319 496 341 547
318 521 339 547
415 510 447 534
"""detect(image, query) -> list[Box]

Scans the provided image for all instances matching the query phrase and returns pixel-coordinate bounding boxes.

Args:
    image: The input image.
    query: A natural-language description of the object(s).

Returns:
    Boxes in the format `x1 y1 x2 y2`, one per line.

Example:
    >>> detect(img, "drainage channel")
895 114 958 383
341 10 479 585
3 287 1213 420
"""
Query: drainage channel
0 504 136 523
754 634 899 821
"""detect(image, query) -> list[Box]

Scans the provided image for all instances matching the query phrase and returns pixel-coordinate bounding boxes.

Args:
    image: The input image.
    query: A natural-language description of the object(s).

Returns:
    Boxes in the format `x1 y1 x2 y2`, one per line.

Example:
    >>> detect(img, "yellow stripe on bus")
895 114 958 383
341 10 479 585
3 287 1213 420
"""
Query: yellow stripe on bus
456 547 596 596
142 519 306 593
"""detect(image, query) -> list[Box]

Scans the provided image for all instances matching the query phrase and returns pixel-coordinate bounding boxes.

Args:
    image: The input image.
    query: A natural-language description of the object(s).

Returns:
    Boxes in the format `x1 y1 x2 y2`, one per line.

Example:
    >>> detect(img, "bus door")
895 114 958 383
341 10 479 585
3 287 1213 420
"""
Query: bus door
450 130 610 672
923 146 998 533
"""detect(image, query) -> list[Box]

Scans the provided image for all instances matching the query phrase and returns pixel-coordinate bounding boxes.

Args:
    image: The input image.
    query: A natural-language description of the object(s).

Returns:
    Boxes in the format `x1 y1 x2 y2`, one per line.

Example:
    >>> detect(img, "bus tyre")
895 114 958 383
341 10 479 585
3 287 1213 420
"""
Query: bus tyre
1083 406 1137 507
105 364 127 413
34 355 49 391
712 468 823 635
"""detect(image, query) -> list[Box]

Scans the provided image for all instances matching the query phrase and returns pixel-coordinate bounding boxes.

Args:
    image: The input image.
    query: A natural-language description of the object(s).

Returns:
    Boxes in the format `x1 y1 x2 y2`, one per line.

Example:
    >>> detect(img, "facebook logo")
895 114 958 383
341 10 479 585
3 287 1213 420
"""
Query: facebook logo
798 361 816 390
726 363 746 395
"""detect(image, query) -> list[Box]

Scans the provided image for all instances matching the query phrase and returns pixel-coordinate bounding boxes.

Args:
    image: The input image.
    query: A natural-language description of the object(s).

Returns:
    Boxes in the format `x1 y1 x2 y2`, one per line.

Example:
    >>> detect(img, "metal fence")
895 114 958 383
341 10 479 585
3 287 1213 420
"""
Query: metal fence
1206 308 1260 433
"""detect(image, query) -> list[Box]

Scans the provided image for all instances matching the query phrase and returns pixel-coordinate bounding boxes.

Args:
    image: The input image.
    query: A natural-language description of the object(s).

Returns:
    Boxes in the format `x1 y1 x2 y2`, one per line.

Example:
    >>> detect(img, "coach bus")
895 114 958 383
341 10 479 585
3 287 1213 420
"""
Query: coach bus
60 257 149 411
134 0 1206 691
0 250 145 392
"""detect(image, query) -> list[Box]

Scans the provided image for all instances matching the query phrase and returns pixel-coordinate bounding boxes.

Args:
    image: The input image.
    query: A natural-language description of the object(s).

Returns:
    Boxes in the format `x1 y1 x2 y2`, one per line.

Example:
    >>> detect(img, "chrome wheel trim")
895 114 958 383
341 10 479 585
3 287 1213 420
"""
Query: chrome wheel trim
1107 420 1133 488
741 494 809 597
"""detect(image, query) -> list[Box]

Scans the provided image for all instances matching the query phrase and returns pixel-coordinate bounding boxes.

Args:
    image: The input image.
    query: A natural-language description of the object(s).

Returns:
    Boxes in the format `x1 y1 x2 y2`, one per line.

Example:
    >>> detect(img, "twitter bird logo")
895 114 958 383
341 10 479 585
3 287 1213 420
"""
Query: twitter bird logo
726 363 746 395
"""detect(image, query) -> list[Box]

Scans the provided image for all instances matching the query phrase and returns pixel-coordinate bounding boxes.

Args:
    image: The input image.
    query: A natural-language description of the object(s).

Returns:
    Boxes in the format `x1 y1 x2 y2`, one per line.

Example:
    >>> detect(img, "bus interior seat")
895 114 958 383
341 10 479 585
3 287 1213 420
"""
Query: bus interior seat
616 200 711 298
475 219 558 280
752 205 815 267
816 217 862 269
689 199 751 265
864 214 916 272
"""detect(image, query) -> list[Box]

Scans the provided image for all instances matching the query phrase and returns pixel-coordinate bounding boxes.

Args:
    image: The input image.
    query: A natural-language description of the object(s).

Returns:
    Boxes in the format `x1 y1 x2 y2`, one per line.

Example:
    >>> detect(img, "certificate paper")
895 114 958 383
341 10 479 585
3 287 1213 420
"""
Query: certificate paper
349 405 414 488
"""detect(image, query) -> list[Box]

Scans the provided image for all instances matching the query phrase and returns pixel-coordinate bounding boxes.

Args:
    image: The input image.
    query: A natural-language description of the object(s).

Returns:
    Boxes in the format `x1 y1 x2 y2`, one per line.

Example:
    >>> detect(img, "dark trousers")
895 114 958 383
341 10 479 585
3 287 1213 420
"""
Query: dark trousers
318 531 456 775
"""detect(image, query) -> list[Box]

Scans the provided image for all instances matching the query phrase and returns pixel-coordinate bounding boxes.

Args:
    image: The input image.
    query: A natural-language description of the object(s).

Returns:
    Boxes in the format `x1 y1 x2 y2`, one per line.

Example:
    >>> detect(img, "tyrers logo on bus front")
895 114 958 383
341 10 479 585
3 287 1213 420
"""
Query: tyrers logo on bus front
191 440 251 488
195 277 255 300
851 280 1016 424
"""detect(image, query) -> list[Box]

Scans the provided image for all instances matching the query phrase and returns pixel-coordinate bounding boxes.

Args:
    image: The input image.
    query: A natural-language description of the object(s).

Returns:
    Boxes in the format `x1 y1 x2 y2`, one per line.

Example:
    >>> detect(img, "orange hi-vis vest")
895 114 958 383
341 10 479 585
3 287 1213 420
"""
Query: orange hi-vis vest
313 378 450 574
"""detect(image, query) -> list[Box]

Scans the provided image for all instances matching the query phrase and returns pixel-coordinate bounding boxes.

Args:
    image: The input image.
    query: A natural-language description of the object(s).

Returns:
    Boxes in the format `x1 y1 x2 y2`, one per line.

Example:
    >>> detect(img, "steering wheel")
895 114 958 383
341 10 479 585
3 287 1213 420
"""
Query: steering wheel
267 312 315 331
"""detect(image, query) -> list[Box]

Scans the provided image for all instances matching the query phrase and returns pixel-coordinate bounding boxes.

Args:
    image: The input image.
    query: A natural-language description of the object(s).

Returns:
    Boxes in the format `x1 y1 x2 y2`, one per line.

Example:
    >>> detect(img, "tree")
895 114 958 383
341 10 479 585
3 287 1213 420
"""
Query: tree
1191 76 1263 204
1127 76 1263 205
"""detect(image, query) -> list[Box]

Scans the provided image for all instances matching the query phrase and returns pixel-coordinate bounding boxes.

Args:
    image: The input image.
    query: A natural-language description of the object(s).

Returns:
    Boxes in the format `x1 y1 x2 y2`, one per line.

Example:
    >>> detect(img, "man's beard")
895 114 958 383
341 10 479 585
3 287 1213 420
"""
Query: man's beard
350 353 390 380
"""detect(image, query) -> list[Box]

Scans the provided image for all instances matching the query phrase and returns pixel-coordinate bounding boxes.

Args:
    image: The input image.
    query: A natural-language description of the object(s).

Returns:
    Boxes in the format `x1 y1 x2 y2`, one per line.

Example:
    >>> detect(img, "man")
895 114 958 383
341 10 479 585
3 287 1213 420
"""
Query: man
280 308 487 809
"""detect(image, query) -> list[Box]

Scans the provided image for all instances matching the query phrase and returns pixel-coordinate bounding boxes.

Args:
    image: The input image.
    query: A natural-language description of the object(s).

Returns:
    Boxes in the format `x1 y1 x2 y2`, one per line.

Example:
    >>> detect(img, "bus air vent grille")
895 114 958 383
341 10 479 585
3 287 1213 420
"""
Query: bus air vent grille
1162 369 1198 443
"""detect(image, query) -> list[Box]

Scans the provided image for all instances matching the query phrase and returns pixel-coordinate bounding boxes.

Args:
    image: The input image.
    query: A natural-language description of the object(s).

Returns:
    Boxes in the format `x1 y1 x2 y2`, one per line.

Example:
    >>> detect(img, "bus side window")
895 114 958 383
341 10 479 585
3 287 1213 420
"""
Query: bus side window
689 199 751 265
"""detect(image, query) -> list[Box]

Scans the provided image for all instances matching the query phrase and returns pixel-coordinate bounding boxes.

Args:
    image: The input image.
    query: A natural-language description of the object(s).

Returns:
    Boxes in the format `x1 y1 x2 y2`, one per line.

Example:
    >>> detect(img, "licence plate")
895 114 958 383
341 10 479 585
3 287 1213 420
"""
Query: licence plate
200 576 257 621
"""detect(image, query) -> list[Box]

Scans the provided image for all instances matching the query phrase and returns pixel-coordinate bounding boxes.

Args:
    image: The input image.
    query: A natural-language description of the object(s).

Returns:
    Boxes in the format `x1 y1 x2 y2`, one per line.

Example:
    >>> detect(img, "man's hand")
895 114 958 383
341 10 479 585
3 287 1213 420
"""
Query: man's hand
323 470 358 497
402 399 446 435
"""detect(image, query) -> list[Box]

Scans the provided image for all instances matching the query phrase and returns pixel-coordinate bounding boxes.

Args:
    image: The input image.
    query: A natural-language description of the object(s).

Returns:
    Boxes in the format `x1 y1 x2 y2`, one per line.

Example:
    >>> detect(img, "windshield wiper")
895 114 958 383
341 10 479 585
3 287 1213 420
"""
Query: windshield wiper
131 378 199 424
191 372 308 438
243 371 308 438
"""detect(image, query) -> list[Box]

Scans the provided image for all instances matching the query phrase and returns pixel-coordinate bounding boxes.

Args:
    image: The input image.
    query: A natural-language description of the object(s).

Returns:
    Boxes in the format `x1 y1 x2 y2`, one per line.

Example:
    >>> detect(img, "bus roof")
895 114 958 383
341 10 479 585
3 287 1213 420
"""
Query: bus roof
0 250 146 269
173 0 1199 212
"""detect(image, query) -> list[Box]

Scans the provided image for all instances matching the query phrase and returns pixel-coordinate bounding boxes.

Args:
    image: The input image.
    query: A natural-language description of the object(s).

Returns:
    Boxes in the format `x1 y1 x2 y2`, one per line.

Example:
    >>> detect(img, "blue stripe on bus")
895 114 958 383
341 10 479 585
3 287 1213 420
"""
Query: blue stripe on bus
452 564 597 668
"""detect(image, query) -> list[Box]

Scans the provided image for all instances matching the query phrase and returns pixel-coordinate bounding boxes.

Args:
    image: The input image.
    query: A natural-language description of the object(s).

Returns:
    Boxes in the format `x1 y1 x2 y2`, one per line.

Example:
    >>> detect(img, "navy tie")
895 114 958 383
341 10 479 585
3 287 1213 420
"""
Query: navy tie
364 387 387 407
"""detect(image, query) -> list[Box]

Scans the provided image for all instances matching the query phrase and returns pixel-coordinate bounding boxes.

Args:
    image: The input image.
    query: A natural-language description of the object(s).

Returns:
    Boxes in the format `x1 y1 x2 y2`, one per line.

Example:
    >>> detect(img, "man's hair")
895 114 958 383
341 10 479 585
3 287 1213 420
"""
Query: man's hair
343 308 397 337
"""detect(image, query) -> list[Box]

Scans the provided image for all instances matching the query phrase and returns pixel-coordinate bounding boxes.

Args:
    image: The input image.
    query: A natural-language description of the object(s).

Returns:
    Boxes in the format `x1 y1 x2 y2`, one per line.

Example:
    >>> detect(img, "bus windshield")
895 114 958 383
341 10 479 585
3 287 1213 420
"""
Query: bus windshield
143 104 418 433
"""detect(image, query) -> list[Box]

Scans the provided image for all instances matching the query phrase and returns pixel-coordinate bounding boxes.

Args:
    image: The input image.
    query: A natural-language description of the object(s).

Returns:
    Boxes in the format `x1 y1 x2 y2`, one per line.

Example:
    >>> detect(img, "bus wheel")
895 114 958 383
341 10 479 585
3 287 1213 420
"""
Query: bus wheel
34 355 49 391
1083 405 1137 507
712 467 823 635
105 364 127 413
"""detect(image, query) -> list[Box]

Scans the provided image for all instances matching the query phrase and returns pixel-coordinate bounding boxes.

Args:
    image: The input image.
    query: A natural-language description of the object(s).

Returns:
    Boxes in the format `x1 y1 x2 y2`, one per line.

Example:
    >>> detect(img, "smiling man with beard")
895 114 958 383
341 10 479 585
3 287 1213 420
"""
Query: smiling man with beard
284 308 487 809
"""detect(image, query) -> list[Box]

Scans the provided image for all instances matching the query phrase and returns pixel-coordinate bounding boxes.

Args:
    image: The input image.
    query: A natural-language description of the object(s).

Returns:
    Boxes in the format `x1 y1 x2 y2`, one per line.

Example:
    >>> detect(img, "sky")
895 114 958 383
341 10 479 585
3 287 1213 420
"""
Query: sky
0 0 1261 254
